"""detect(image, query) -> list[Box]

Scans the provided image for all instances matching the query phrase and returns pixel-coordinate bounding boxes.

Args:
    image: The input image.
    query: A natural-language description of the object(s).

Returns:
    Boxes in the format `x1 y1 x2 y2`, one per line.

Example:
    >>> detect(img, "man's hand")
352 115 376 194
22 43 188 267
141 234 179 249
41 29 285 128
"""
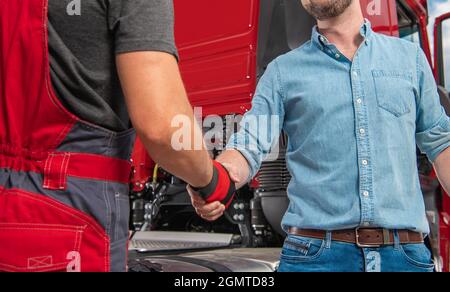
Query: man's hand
216 150 251 189
188 185 226 222
434 147 450 195
187 158 242 221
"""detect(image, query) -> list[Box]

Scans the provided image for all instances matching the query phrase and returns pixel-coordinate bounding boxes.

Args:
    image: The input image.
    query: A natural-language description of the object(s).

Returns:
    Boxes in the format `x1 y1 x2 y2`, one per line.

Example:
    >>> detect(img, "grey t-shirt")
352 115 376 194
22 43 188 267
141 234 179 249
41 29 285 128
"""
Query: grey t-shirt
48 0 178 131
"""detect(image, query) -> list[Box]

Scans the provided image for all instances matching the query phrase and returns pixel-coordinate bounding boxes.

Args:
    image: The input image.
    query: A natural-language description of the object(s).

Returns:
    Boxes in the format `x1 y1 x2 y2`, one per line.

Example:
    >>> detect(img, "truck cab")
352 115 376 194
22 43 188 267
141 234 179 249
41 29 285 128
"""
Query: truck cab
128 0 450 272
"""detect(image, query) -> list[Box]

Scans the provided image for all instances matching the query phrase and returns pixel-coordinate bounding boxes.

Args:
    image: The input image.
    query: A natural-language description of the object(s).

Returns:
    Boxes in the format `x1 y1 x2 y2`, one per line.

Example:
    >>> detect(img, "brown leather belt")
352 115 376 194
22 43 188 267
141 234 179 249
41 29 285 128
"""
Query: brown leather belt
288 227 424 247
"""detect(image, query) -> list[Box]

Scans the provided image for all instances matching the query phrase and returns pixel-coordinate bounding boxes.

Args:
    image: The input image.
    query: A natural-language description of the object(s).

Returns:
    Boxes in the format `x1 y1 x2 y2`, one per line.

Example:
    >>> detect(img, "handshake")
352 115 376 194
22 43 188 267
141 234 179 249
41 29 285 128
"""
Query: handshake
187 159 241 222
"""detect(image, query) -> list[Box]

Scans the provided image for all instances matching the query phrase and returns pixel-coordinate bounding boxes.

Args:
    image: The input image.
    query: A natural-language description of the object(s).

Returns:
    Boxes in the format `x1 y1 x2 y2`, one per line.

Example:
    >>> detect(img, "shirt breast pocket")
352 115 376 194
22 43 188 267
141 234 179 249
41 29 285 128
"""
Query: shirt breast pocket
372 70 416 117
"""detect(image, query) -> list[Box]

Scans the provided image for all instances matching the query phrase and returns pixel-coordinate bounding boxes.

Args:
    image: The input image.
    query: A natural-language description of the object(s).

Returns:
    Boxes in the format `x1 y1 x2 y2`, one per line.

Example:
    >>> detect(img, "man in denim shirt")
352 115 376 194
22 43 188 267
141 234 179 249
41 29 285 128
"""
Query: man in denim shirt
189 0 450 272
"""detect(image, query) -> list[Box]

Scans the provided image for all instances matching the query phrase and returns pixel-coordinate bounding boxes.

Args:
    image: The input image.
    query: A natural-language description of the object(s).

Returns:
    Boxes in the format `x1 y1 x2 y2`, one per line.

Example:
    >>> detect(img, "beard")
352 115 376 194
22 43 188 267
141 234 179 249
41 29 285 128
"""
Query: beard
303 0 353 20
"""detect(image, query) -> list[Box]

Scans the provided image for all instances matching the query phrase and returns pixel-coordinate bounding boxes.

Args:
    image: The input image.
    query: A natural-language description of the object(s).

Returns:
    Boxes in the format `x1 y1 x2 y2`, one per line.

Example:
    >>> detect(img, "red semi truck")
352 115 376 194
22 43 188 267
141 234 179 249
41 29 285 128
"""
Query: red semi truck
128 0 450 272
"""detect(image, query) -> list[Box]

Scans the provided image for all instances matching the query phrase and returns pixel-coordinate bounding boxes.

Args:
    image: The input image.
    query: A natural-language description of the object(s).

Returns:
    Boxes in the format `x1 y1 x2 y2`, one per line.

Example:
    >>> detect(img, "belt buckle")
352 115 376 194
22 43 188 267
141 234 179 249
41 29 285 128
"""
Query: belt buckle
355 227 381 248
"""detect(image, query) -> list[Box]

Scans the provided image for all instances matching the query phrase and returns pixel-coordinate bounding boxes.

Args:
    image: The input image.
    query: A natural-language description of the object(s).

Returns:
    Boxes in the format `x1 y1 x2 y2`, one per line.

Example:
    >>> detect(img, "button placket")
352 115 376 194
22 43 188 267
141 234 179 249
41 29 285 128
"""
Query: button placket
351 54 374 226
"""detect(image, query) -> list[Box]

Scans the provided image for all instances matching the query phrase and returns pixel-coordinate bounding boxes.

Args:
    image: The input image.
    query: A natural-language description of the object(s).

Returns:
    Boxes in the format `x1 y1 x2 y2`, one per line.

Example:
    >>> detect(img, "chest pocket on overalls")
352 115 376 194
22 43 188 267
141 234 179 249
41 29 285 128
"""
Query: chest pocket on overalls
372 70 416 117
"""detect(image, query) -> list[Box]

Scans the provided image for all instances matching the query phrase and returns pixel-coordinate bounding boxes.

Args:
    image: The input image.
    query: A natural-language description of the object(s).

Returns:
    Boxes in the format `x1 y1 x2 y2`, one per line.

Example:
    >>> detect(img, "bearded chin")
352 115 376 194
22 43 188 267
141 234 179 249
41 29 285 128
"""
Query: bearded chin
304 0 353 20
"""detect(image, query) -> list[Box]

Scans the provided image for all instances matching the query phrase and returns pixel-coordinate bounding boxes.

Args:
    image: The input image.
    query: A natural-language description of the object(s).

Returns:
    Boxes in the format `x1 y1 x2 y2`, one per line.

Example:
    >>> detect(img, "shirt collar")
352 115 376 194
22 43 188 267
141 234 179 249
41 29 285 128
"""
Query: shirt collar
311 19 372 49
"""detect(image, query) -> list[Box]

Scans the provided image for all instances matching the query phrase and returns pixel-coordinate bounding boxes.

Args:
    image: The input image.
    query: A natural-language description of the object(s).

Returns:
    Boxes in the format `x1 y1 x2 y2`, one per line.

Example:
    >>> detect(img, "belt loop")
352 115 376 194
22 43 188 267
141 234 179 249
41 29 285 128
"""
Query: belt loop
382 229 390 245
43 152 71 191
393 230 400 250
325 231 332 249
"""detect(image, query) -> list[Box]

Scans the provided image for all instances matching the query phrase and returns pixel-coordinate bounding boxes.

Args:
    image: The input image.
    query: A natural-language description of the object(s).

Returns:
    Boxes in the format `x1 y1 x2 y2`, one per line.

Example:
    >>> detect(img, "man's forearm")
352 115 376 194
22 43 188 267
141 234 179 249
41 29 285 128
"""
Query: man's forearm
216 149 251 189
117 52 213 188
434 147 450 194
140 133 213 188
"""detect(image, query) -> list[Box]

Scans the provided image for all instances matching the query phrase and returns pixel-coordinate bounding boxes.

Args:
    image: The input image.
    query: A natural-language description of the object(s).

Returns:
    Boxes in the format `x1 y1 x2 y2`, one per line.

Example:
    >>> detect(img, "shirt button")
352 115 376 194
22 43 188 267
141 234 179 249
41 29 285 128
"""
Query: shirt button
359 128 366 135
356 98 362 104
353 71 358 77
363 191 369 197
363 222 370 227
335 53 340 59
362 159 368 166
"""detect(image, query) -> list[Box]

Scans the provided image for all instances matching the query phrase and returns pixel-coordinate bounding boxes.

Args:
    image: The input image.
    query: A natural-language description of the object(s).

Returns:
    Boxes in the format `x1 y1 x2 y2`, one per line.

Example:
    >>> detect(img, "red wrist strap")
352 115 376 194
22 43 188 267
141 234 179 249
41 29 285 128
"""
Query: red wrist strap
196 161 236 208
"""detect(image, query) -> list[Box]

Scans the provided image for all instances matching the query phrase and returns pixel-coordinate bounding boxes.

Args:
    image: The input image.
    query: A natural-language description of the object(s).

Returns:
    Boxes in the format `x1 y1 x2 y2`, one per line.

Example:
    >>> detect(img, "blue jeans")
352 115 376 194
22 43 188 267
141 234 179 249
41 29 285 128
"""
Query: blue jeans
277 231 434 272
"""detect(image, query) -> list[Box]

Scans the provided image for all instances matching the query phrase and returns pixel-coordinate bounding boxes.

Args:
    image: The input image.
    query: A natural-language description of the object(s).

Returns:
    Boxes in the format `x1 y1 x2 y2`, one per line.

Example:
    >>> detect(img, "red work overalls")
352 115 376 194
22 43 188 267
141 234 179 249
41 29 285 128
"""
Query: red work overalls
0 0 135 272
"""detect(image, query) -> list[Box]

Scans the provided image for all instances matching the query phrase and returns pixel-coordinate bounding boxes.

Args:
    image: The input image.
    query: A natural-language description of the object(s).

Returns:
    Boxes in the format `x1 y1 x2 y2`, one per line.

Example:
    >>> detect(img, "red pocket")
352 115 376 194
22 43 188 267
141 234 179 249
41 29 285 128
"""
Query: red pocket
0 188 110 272
0 223 84 272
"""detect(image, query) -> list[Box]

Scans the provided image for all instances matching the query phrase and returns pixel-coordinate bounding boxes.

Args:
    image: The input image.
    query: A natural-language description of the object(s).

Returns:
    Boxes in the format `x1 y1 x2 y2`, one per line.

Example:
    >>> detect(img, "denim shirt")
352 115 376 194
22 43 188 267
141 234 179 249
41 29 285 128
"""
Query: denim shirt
227 21 450 234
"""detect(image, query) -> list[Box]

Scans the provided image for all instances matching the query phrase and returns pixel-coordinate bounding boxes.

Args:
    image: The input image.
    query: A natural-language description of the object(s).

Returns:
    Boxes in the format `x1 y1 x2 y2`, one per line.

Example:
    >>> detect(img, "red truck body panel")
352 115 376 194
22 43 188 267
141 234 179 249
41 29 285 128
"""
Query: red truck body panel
174 0 259 116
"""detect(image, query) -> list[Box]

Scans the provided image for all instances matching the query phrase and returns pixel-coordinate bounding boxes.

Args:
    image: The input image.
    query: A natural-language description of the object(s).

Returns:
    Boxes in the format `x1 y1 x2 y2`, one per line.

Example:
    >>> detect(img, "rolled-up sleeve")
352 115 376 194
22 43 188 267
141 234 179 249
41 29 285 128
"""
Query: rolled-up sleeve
226 60 285 179
415 46 450 162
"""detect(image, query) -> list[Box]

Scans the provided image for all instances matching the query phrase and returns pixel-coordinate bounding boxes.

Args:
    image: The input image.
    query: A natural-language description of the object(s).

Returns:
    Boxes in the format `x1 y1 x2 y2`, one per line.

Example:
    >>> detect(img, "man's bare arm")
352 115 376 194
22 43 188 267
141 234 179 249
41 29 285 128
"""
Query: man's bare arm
434 147 450 195
117 52 212 188
216 149 251 189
